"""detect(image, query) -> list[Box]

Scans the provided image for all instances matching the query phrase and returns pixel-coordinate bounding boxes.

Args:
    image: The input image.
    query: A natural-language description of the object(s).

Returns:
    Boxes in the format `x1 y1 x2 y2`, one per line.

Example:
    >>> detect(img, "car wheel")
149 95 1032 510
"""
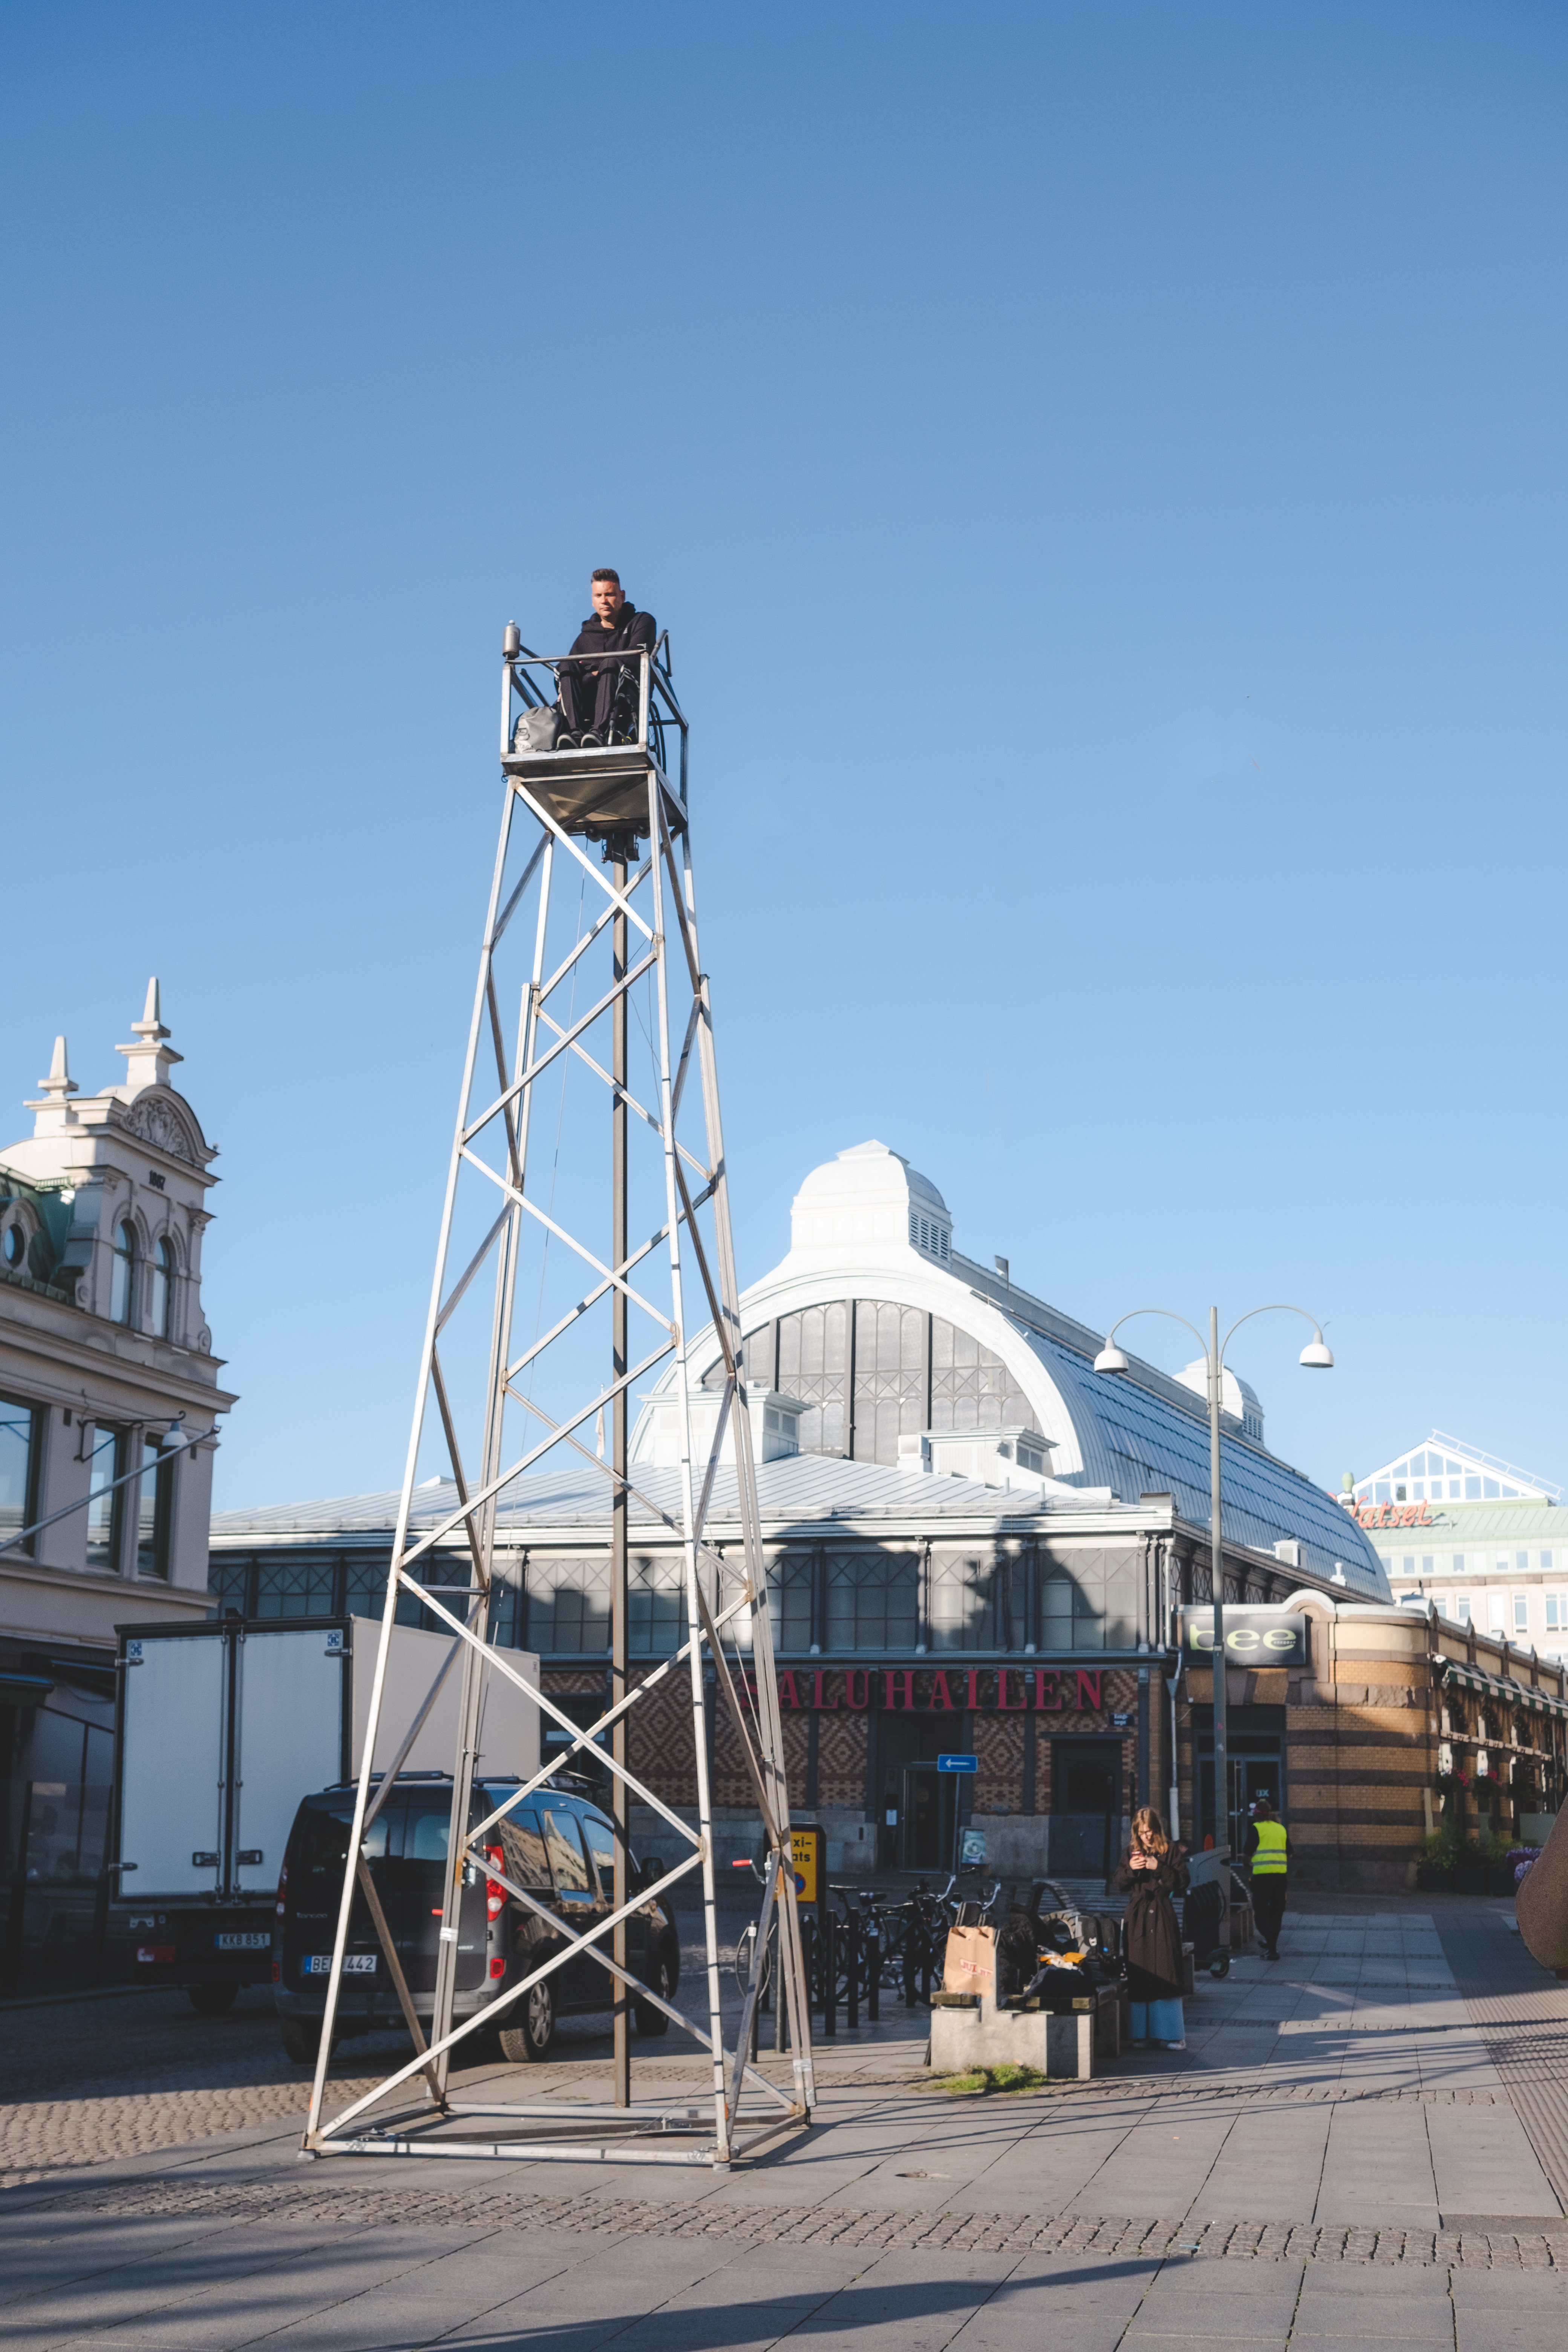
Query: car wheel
280 2015 321 2065
187 1983 238 2016
634 1944 675 2037
499 1978 556 2063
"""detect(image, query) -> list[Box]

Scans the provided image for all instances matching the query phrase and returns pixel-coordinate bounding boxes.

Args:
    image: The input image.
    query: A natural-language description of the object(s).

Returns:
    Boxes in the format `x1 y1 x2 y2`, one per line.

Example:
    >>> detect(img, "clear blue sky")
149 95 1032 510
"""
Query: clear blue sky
4 3 1565 1509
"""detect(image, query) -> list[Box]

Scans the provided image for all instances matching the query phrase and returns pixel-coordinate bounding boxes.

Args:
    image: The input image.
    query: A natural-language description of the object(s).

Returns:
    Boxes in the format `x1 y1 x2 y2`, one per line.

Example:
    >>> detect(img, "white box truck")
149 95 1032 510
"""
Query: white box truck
109 1612 539 2007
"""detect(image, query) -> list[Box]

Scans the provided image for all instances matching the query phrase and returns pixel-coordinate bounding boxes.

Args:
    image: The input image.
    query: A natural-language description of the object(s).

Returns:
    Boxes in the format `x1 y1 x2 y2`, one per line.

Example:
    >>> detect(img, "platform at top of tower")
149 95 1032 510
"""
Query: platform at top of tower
503 626 688 843
502 741 686 844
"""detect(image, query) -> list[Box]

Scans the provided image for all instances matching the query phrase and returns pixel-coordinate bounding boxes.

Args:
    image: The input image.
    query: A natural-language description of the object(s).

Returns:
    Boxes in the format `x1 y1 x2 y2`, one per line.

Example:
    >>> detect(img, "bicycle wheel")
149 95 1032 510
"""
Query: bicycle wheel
869 1910 908 1994
831 1920 878 2009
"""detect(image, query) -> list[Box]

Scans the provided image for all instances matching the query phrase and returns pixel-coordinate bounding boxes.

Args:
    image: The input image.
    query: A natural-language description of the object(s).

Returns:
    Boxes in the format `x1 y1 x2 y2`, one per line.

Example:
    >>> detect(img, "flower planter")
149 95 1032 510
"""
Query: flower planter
1415 1862 1453 1893
1455 1857 1487 1895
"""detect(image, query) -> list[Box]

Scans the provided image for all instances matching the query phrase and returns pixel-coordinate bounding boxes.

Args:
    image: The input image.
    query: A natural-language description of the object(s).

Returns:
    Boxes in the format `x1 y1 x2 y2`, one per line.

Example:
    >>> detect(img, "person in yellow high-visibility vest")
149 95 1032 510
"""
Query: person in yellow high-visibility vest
1245 1797 1290 1962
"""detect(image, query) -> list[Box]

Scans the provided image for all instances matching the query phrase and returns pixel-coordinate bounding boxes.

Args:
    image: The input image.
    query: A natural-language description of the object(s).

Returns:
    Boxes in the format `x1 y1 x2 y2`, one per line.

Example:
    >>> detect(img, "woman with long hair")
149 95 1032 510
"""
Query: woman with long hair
1112 1805 1189 2049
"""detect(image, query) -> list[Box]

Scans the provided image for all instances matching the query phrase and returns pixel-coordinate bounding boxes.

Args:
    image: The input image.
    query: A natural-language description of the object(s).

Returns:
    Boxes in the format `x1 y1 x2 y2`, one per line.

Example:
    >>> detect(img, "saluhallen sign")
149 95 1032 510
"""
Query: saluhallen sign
765 1668 1111 1714
1180 1608 1309 1669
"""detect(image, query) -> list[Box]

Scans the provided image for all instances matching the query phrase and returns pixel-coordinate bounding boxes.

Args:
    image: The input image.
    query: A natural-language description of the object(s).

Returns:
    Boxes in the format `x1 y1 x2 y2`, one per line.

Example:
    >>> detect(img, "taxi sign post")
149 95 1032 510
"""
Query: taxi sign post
790 1825 823 1906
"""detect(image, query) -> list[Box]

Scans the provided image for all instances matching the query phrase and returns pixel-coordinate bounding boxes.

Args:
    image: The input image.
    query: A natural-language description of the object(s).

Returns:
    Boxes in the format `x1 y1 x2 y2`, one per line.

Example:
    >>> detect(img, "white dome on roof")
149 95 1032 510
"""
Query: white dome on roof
790 1140 951 1263
1175 1360 1265 1442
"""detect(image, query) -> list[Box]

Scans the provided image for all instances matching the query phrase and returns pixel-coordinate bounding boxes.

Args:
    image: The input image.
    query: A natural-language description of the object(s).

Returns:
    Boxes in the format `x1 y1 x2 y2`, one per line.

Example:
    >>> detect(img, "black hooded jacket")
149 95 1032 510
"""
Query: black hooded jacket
559 601 657 732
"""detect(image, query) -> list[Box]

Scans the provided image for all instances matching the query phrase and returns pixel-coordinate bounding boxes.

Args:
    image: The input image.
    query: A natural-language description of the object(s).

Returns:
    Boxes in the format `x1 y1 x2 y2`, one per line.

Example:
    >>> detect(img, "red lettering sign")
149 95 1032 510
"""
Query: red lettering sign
744 1664 1113 1712
1356 1499 1435 1530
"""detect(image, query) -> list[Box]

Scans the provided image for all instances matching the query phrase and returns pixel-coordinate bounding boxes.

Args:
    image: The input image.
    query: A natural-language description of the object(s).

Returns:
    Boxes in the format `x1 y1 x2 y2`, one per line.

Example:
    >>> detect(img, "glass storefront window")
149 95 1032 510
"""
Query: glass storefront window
136 1433 173 1578
927 1550 995 1650
826 1548 917 1650
0 1392 39 1556
525 1554 610 1654
86 1424 126 1571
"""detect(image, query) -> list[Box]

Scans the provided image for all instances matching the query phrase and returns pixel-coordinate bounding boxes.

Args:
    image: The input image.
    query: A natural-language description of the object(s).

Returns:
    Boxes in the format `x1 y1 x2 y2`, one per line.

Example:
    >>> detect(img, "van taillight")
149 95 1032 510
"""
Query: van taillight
275 1860 288 1920
484 1844 505 1921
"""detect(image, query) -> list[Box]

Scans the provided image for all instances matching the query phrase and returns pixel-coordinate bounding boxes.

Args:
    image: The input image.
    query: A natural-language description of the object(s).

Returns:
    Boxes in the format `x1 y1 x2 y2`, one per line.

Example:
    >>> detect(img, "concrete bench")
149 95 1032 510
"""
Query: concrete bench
928 1983 1122 2081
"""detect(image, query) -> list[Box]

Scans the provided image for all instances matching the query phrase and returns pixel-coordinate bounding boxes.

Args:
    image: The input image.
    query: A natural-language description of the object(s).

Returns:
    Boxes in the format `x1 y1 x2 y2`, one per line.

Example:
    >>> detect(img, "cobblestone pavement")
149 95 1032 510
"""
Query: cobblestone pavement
0 1899 769 2190
3 1894 1568 2344
26 2164 1568 2271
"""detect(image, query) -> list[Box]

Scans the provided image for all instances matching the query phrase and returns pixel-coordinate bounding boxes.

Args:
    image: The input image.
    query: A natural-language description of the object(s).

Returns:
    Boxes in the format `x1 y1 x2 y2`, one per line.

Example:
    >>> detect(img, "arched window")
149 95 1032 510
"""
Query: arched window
0 1221 26 1271
110 1222 137 1326
707 1301 1034 1465
150 1237 175 1339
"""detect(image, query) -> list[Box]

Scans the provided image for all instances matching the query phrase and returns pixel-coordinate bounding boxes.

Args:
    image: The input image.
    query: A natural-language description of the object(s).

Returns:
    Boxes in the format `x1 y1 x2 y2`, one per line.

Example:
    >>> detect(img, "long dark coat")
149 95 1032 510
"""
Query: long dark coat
559 603 657 733
1111 1845 1189 2002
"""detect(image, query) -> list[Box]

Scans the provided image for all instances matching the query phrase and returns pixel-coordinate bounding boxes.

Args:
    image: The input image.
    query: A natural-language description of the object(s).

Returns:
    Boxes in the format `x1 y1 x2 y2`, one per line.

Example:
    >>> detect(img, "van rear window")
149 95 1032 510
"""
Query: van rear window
405 1807 451 1862
294 1803 395 1885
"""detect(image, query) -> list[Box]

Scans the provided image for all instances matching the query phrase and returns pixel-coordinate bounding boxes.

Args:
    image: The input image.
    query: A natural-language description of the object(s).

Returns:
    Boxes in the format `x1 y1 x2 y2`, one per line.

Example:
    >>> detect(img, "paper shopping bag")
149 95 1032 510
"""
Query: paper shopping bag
942 1922 995 1997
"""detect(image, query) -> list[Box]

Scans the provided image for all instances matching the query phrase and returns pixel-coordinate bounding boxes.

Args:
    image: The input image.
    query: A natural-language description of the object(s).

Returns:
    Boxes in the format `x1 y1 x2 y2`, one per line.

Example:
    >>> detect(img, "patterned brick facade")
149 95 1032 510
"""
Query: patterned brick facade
812 1708 867 1808
544 1660 1156 1859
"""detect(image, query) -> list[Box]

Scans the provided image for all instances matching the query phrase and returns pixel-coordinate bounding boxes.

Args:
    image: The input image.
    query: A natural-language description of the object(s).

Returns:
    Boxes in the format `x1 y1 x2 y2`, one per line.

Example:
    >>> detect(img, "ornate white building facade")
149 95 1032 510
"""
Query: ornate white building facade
1 983 236 1989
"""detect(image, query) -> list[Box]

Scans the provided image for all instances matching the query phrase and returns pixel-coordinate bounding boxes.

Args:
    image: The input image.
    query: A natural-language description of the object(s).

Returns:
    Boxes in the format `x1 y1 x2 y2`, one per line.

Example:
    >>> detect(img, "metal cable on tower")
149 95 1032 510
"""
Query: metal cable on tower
301 620 814 2169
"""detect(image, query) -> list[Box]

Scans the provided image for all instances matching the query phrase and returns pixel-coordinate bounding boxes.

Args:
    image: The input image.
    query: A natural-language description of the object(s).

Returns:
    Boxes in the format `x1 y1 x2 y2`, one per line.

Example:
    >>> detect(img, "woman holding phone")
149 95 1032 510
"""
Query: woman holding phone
1112 1805 1189 2049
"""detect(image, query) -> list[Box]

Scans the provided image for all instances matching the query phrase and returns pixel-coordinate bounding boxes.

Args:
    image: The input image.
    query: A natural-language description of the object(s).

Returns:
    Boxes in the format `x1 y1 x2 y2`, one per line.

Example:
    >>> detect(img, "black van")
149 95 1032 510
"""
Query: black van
273 1771 679 2065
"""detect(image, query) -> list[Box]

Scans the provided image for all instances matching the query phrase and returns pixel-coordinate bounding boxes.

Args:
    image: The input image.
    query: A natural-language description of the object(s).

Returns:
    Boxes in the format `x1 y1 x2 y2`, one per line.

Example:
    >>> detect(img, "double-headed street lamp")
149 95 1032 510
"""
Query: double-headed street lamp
1094 1306 1333 1873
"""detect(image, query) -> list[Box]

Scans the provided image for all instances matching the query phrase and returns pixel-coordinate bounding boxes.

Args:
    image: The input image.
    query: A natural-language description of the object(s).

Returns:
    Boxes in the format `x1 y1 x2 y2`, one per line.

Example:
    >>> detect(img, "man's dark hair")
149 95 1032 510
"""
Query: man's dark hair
591 567 621 586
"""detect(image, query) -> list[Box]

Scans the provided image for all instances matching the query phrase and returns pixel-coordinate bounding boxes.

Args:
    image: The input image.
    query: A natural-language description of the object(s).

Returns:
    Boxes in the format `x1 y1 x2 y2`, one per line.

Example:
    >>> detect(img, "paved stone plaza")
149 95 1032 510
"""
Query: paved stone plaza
3 1894 1568 2347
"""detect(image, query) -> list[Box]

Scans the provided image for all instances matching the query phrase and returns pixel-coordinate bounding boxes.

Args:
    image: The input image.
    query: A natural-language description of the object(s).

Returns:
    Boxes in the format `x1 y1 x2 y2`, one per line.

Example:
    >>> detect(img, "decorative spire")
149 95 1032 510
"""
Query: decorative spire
26 1034 80 1133
132 976 170 1046
116 975 183 1096
38 1036 78 1101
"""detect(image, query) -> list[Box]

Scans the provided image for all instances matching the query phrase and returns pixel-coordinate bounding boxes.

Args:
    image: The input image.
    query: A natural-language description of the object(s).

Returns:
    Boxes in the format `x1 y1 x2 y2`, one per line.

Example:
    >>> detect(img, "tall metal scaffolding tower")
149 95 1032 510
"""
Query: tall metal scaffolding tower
302 625 814 2168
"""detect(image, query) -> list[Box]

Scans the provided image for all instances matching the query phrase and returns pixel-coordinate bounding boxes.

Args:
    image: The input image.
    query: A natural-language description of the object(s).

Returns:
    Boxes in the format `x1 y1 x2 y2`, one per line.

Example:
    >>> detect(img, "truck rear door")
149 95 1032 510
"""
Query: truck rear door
119 1634 226 1897
232 1628 344 1896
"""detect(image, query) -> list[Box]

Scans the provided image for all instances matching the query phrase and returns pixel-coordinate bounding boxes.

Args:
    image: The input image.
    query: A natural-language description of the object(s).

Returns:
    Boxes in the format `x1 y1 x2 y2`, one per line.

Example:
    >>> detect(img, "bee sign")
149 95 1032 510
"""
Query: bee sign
1180 1608 1308 1669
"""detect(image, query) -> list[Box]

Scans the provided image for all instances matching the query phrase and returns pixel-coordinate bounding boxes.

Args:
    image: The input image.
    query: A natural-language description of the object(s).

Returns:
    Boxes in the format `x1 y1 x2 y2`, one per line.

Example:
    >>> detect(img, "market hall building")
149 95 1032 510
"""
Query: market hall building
212 1141 1402 1879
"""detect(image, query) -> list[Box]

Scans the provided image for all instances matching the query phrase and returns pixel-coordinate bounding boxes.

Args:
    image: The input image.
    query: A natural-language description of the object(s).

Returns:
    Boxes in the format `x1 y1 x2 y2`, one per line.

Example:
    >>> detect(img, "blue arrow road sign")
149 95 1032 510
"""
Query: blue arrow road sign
937 1753 978 1773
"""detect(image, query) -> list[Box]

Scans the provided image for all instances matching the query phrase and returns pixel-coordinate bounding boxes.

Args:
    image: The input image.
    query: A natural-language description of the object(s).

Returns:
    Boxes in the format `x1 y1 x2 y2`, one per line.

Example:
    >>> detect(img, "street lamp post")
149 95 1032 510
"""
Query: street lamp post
1093 1306 1333 1879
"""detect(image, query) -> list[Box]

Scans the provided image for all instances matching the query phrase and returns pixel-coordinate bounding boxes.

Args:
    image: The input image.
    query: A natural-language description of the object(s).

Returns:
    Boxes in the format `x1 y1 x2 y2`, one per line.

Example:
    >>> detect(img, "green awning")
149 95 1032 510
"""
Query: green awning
1439 1658 1568 1721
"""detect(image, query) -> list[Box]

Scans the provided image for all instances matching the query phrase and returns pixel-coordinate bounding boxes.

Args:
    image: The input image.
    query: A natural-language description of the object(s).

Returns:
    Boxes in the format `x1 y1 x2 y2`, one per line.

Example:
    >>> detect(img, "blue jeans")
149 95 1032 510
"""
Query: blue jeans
1129 1998 1184 2043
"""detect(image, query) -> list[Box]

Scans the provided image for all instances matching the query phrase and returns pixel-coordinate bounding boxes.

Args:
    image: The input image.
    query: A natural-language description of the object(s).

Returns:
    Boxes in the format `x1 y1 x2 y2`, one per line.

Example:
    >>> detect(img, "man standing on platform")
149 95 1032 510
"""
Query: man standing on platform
559 569 657 743
1246 1795 1290 1960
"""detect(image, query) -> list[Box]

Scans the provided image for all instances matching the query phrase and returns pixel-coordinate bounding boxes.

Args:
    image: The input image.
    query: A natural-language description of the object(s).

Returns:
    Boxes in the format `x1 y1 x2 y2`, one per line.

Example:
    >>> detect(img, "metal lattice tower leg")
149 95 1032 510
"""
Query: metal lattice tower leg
301 631 814 2167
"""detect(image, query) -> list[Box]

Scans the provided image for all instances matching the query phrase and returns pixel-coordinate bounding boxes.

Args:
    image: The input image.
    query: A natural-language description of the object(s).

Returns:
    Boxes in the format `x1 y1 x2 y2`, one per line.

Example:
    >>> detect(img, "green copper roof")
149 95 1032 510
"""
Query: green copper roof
1360 1496 1563 1548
